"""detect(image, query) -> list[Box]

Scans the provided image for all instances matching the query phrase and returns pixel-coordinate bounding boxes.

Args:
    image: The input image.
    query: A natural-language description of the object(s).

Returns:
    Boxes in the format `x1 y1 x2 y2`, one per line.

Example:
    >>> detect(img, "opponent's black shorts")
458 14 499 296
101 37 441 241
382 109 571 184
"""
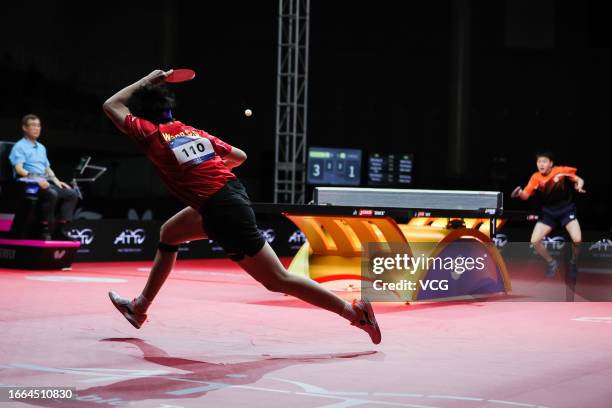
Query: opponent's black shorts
200 180 265 261
540 202 577 229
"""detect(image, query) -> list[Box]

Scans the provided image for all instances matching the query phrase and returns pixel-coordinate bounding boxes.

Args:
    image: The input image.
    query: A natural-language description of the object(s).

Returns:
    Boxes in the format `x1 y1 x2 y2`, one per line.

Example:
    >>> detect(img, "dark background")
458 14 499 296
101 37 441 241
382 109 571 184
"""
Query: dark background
0 1 609 229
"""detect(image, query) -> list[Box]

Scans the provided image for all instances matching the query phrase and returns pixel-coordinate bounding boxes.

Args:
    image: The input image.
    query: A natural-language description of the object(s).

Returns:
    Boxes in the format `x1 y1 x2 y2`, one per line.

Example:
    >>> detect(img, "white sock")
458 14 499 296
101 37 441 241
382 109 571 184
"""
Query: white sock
132 295 151 314
339 301 357 322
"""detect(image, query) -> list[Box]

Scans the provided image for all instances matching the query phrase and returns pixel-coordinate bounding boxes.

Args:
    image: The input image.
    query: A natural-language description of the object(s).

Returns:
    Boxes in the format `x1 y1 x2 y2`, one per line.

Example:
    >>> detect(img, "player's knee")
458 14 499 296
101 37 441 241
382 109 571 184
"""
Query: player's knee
530 237 542 245
260 272 289 293
159 223 178 245
261 277 283 293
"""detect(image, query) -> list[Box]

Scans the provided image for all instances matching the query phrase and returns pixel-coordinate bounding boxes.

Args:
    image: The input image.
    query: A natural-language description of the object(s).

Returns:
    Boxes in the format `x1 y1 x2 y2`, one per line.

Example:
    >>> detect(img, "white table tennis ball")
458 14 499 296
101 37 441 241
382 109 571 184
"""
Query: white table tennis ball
244 109 252 117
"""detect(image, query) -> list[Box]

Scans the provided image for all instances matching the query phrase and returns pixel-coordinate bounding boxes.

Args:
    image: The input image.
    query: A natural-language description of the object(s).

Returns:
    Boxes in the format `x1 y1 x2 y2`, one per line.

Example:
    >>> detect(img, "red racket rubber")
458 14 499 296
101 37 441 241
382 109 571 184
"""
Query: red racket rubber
164 69 196 83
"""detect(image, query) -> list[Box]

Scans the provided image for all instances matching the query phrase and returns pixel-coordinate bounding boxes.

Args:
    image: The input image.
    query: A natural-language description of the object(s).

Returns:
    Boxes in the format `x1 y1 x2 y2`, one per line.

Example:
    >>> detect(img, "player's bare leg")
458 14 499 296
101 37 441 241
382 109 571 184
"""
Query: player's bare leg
530 222 557 277
565 220 582 262
238 242 381 344
565 219 582 277
109 207 206 328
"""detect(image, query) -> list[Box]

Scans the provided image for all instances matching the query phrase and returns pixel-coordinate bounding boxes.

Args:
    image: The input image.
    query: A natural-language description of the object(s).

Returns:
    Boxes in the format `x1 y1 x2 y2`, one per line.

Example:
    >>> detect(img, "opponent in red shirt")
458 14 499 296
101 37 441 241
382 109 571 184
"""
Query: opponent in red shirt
102 70 381 344
511 151 586 277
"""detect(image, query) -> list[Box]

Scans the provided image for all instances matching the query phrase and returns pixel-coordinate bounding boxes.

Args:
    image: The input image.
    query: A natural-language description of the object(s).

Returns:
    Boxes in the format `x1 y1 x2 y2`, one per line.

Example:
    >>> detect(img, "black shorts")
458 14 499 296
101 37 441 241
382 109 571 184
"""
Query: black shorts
540 202 577 229
200 180 265 261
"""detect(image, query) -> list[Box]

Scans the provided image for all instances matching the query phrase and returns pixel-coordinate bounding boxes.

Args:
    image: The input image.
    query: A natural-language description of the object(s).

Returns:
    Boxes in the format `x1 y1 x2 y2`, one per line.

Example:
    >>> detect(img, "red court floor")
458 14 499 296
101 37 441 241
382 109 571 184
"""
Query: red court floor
1 259 611 408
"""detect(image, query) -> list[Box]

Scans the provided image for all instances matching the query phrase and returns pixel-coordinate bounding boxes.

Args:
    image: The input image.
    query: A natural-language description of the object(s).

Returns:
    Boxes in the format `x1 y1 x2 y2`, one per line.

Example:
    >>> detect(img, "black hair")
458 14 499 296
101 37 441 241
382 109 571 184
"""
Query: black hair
535 150 554 162
127 84 176 124
22 113 40 126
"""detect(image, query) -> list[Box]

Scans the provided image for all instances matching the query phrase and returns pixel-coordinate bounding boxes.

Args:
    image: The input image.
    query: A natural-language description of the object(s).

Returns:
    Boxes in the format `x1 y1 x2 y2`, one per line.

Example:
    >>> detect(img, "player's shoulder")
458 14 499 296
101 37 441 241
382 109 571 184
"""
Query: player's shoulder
190 125 212 138
13 138 29 148
171 121 215 140
169 120 197 132
552 165 576 173
127 114 155 127
529 171 541 180
127 114 159 135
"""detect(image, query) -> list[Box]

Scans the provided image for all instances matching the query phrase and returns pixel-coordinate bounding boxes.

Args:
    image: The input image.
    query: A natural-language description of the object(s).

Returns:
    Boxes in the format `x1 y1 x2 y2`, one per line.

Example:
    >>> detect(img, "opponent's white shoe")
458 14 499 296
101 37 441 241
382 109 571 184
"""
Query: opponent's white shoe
108 291 147 329
351 298 382 344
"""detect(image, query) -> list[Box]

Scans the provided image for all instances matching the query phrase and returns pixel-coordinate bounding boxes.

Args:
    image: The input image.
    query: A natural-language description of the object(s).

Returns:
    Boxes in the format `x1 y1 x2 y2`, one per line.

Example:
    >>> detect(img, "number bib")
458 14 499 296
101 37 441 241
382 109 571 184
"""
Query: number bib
168 136 215 167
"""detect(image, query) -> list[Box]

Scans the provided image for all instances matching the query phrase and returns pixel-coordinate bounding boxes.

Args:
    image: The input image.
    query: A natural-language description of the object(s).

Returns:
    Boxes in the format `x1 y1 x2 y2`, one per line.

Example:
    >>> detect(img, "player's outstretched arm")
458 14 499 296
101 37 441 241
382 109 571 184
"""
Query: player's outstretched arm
103 69 173 133
511 185 531 201
552 171 586 193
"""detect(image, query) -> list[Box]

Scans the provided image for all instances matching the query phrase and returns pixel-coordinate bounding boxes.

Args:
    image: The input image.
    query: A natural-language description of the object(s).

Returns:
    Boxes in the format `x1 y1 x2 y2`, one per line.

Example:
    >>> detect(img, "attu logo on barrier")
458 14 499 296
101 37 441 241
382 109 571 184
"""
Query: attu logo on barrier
589 239 612 252
288 230 306 245
114 229 146 245
541 236 565 251
492 234 508 248
259 228 276 243
67 228 95 245
589 238 612 258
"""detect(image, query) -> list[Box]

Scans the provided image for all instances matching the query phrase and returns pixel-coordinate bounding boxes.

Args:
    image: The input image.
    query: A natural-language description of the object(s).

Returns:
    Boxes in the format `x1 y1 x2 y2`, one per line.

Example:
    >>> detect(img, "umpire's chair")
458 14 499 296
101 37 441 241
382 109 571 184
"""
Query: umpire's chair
0 141 40 238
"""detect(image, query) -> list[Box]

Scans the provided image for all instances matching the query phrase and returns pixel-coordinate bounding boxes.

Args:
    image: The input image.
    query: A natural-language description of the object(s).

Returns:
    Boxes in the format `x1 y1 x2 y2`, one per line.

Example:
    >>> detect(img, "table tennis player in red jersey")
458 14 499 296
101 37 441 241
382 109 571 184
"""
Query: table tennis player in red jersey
102 69 381 344
511 150 586 278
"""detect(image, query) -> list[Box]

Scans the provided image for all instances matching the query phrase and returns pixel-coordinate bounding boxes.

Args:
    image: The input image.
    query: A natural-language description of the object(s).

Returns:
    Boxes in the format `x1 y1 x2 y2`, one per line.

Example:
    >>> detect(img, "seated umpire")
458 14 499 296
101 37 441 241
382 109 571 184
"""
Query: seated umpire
9 114 78 240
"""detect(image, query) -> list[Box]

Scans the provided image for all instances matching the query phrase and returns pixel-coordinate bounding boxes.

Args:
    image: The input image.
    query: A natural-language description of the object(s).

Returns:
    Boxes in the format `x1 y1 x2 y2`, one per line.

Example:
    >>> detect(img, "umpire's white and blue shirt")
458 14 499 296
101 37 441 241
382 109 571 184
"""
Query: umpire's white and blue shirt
9 137 50 177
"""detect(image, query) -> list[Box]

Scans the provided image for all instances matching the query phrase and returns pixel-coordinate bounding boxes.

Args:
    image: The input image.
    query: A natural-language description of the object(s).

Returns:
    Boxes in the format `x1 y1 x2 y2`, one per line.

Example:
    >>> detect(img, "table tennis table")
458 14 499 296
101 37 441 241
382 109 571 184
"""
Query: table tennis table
254 187 513 301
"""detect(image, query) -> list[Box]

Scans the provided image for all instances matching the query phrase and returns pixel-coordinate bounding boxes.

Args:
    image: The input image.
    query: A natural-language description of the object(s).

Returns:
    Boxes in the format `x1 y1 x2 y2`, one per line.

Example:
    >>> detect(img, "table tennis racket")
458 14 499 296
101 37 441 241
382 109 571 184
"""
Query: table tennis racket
164 69 196 83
